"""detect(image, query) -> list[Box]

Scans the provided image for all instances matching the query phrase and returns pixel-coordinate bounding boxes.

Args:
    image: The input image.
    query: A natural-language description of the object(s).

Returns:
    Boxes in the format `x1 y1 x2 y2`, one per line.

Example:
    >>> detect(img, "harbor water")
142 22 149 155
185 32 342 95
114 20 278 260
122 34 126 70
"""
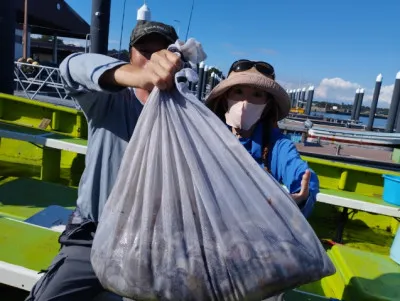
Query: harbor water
312 112 387 129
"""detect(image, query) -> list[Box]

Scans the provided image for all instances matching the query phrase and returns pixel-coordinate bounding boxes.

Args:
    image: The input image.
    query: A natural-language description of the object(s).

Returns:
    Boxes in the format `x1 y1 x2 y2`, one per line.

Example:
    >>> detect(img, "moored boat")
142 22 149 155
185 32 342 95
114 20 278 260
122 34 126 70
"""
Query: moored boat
307 127 400 147
1 93 400 300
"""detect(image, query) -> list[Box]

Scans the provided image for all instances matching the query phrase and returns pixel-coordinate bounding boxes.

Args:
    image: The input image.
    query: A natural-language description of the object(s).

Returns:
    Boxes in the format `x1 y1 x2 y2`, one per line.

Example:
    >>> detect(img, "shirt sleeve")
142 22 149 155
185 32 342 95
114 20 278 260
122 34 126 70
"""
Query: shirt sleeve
59 52 128 119
268 136 320 218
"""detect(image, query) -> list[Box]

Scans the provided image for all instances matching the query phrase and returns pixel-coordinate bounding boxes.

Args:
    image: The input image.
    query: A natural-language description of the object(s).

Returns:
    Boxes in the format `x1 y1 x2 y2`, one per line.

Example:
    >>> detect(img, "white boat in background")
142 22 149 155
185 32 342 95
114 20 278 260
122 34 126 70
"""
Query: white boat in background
307 127 400 147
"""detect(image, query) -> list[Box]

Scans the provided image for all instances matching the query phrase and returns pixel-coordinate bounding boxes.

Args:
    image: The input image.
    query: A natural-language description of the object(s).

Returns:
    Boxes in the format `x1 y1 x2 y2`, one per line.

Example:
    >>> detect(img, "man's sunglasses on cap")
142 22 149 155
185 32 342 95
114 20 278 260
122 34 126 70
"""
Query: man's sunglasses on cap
228 60 275 80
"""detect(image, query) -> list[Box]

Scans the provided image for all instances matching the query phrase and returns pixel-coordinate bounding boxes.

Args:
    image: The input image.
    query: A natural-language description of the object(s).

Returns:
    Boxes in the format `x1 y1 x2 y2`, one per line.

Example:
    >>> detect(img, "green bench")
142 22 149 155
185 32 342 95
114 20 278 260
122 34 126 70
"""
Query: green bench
0 121 87 182
303 156 400 242
0 92 87 139
317 188 400 243
303 155 400 197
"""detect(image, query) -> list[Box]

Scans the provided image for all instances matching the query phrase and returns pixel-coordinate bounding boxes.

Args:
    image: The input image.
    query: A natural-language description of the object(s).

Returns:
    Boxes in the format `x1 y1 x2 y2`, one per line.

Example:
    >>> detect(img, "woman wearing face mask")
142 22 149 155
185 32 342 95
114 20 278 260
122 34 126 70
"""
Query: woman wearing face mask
206 59 319 218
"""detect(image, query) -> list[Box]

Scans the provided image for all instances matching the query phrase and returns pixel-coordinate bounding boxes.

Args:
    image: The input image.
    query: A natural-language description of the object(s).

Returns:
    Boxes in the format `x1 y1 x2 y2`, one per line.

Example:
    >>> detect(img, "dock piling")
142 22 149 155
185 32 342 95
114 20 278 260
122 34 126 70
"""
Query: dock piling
366 74 383 131
90 0 111 55
0 1 16 94
385 72 400 133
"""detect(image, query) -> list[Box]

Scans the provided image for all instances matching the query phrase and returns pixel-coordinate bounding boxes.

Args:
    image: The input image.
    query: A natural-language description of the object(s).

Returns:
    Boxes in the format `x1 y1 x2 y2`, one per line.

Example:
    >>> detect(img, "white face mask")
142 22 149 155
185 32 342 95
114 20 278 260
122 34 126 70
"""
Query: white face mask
225 99 267 130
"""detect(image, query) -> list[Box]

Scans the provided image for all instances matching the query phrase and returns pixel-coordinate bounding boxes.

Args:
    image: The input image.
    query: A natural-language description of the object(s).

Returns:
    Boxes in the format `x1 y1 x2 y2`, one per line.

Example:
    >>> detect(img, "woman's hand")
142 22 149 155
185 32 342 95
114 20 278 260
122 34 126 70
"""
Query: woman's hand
291 169 311 204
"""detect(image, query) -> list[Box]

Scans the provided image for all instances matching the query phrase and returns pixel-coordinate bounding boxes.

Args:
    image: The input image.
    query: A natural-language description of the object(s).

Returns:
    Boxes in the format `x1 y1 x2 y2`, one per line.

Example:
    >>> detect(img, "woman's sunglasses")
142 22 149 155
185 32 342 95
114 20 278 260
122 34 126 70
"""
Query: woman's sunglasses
228 60 275 80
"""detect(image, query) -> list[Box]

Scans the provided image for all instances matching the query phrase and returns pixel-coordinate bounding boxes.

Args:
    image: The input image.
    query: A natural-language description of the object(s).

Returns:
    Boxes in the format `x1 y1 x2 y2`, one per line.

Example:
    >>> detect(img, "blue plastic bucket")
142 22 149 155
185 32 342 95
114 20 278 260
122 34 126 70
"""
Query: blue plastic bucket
390 227 400 265
382 175 400 206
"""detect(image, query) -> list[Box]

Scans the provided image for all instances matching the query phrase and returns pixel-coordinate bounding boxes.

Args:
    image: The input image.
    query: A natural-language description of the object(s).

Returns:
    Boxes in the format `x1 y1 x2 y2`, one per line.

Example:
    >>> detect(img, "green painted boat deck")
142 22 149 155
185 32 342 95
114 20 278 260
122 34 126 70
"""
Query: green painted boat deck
324 245 400 300
0 217 60 271
0 175 395 267
309 202 394 255
0 216 337 301
0 177 76 220
0 177 76 300
1 167 397 301
0 176 76 271
0 168 396 264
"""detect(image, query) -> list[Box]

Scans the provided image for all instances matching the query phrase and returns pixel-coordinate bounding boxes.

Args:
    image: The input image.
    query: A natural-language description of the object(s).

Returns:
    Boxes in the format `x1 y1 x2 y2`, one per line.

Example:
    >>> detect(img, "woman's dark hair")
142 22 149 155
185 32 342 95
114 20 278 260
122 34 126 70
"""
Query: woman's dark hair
260 106 278 170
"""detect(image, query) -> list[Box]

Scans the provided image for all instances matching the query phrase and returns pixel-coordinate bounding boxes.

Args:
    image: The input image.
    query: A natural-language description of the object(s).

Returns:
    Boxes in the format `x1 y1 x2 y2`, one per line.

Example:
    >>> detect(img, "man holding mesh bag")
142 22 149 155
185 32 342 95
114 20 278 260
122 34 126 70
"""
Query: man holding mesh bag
26 20 185 301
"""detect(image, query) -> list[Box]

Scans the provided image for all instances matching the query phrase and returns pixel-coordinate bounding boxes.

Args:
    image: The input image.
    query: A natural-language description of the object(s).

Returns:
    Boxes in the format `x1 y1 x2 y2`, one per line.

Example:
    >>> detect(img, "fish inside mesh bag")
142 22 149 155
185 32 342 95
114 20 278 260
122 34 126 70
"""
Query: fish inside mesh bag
91 41 335 301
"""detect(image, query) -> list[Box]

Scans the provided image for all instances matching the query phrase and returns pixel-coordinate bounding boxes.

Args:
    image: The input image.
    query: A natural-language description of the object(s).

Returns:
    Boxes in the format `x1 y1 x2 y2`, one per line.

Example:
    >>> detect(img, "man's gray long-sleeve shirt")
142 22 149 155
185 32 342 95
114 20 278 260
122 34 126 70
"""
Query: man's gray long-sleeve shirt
60 53 143 222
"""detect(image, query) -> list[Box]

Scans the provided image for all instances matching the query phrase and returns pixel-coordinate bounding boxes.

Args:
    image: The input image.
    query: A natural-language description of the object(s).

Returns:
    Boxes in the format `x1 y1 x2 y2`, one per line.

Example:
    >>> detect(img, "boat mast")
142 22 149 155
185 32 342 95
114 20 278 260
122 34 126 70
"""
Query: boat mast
185 0 194 41
23 0 28 59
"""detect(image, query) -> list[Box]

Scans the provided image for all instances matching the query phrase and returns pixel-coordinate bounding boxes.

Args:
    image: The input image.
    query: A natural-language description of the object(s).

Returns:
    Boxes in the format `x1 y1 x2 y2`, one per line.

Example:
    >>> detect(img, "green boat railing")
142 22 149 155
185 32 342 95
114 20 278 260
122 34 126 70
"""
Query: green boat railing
0 93 87 139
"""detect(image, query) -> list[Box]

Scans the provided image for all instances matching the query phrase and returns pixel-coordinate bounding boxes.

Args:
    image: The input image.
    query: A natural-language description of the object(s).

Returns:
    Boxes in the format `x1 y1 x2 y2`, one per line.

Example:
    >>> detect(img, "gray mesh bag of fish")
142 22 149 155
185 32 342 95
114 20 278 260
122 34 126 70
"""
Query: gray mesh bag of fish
91 39 335 301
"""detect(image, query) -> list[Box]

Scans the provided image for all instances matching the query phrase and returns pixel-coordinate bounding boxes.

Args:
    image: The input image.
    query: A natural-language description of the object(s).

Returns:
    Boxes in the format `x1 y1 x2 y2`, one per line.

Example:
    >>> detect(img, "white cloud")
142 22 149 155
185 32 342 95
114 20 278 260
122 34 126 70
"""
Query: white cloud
278 77 395 108
313 77 394 108
378 84 395 105
60 38 121 49
29 35 85 47
315 77 360 100
360 85 393 108
62 38 86 47
277 80 313 91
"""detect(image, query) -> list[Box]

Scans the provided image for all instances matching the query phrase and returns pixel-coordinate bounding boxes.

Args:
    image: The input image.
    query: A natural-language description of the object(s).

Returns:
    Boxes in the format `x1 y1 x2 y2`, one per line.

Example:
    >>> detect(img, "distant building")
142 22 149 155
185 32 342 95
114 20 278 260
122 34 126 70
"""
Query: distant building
30 39 86 66
14 0 89 65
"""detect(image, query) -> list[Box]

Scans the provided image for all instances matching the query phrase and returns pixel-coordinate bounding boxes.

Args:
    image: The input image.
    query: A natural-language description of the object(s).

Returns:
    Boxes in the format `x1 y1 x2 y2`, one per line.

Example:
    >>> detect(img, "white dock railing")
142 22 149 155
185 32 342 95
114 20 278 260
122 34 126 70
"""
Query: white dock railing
13 62 72 101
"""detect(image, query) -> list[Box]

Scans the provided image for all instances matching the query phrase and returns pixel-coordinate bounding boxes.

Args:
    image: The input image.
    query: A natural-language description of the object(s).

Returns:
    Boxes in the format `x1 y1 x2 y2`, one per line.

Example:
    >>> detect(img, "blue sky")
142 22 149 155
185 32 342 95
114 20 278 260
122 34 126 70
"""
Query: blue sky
64 0 400 107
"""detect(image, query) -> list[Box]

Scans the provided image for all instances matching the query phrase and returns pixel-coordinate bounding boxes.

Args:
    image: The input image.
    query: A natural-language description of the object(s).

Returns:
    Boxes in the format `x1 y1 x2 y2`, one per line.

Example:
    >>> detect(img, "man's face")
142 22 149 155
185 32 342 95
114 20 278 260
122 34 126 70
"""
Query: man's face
130 34 170 68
